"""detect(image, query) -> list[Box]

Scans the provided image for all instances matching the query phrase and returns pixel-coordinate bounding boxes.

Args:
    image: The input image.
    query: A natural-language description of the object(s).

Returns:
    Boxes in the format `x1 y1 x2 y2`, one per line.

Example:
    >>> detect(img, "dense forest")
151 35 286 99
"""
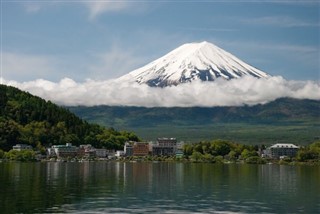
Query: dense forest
0 85 140 152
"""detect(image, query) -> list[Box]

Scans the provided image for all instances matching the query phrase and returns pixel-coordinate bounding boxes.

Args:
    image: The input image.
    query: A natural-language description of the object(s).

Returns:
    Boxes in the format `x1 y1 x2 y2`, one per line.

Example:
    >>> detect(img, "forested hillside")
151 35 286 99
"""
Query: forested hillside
69 98 320 127
0 85 140 151
69 98 320 144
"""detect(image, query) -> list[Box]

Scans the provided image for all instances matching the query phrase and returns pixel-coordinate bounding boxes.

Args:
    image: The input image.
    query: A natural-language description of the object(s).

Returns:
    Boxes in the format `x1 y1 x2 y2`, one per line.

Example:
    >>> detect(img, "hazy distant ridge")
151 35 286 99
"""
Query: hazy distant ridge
69 98 320 127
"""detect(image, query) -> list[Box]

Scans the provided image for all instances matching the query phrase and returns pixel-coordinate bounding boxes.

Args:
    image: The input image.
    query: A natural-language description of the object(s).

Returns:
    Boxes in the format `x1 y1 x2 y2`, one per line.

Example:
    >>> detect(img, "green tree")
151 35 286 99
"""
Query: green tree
183 144 194 157
203 153 214 162
191 151 203 162
227 150 238 161
241 149 258 160
210 140 231 156
245 156 266 164
4 150 36 161
310 141 320 153
297 141 320 162
0 86 8 114
19 121 49 147
297 149 318 161
0 119 21 151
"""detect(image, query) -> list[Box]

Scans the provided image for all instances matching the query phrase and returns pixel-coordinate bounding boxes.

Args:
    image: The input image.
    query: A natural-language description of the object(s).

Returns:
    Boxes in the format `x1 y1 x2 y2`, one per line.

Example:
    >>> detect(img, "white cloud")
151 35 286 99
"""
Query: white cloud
4 76 320 107
20 1 143 19
24 3 42 13
84 1 133 20
22 2 59 14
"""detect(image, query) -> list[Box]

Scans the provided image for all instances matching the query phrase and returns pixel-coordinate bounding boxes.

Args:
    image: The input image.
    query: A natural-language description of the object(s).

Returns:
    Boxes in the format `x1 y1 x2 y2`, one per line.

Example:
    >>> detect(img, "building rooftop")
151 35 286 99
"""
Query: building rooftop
269 143 299 149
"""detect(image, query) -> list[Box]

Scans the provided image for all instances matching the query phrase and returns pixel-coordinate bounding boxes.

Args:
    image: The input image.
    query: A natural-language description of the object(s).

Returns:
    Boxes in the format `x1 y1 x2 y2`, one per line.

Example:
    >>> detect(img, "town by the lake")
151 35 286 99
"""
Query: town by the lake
3 137 319 165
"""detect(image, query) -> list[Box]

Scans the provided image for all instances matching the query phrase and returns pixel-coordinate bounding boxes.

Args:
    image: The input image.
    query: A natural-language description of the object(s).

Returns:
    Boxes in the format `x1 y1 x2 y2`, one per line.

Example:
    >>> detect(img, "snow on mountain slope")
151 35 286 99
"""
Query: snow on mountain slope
117 41 270 87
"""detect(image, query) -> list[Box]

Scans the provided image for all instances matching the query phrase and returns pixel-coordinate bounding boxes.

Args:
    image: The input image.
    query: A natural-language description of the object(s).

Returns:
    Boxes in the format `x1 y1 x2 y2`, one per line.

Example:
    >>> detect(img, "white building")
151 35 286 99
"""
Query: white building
13 144 32 151
124 142 134 156
265 143 299 159
115 150 125 158
51 143 78 158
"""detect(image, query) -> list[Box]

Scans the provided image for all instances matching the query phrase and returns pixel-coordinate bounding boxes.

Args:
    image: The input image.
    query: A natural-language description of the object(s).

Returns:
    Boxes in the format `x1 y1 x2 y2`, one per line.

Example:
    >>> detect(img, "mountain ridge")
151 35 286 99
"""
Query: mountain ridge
68 98 320 144
69 98 320 126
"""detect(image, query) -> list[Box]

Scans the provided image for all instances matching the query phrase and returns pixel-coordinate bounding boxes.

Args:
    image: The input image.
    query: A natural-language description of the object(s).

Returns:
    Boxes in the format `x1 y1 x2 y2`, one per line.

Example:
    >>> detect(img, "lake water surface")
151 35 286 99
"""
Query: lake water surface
0 162 319 213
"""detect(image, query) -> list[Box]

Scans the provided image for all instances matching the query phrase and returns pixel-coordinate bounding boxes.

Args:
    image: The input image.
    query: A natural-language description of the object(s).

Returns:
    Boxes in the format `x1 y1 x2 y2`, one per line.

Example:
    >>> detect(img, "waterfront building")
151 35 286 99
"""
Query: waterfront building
51 143 78 158
79 144 96 157
266 143 299 159
95 149 107 158
124 142 134 156
152 138 177 156
12 144 33 151
158 138 177 147
175 150 184 158
106 150 116 159
133 142 149 156
47 148 56 157
115 150 125 158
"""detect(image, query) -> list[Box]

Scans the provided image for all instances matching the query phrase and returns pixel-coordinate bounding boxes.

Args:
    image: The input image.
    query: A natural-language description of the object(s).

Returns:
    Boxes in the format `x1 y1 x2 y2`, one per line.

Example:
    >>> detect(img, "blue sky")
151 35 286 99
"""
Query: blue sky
1 0 320 82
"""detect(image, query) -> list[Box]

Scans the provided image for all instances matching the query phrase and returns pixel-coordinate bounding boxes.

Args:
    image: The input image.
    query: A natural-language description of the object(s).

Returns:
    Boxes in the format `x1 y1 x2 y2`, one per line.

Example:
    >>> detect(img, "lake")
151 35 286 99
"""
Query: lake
0 162 319 213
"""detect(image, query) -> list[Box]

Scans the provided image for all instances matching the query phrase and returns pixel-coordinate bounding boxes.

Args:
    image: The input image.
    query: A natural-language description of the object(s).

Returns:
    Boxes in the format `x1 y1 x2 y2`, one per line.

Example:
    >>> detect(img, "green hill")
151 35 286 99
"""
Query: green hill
69 98 320 145
0 85 139 151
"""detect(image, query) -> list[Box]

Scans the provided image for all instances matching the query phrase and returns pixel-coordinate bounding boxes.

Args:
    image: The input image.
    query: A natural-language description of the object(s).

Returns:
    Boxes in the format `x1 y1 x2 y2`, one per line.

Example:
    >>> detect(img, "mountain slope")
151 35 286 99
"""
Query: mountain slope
69 98 320 144
0 85 140 151
117 41 270 87
69 98 320 126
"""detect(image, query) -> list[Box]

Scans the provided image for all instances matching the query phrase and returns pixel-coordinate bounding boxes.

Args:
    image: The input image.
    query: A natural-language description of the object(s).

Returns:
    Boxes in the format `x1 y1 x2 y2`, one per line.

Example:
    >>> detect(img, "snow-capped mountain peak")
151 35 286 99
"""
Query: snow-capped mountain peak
117 41 270 87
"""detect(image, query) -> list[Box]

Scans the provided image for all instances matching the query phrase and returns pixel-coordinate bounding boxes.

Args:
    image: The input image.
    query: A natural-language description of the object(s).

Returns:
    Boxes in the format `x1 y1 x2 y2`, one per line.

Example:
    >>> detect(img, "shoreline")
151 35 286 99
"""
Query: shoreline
0 158 319 166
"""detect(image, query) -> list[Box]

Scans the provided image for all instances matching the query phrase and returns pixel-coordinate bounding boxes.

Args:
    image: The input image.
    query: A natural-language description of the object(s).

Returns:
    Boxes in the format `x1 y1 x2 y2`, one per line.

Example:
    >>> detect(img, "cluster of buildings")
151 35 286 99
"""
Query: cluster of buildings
46 138 184 159
120 138 184 158
12 141 300 160
12 138 184 160
47 143 107 159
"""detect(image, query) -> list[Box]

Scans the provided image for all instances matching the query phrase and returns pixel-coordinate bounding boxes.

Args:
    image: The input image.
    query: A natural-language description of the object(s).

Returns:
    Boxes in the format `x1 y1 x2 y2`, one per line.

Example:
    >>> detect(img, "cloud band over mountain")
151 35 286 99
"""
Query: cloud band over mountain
3 76 319 107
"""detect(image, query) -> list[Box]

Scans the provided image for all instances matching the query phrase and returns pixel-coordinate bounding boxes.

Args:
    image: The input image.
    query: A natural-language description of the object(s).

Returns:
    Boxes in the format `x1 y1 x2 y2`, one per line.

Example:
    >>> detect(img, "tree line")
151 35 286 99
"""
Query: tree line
183 140 265 163
183 139 320 164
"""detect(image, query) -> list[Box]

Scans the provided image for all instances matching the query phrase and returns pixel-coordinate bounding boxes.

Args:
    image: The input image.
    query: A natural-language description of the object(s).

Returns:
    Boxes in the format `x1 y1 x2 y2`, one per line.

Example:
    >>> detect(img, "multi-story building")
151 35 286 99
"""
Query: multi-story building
265 143 299 159
133 142 149 156
152 138 177 156
158 138 177 147
51 143 78 158
78 144 96 157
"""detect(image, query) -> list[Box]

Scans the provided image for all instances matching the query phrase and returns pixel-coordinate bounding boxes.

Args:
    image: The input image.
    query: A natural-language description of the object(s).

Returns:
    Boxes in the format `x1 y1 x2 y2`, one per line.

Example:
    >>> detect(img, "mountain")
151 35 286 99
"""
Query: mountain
117 41 270 87
0 85 140 151
69 98 320 126
69 98 320 144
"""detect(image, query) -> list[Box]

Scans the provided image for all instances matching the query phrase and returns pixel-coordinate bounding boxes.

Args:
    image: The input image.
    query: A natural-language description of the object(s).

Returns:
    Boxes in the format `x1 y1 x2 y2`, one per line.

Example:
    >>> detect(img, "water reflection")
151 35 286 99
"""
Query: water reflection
260 165 298 194
0 162 319 213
